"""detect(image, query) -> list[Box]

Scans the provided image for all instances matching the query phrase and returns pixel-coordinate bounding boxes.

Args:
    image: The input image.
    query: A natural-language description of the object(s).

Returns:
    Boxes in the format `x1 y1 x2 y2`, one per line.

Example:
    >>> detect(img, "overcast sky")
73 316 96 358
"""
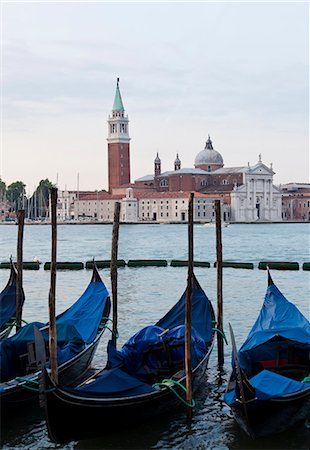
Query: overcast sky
1 1 309 195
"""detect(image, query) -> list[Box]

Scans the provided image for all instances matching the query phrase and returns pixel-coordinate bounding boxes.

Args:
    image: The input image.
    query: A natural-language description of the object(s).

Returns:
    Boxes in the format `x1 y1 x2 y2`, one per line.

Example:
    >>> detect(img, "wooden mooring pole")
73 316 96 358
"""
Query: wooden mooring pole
48 187 58 383
16 209 25 331
185 192 194 421
214 200 224 367
111 202 121 348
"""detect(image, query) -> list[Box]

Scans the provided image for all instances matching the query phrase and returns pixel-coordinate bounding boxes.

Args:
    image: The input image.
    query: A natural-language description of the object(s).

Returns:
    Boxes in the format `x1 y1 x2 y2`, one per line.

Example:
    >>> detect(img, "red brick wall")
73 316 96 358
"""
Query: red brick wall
108 142 130 192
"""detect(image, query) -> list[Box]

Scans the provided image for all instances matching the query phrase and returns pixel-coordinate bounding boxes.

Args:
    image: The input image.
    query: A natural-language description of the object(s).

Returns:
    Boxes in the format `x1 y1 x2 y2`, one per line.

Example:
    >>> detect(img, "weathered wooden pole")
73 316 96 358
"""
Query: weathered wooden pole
185 192 194 421
48 187 58 383
214 199 224 366
16 209 25 331
111 201 121 347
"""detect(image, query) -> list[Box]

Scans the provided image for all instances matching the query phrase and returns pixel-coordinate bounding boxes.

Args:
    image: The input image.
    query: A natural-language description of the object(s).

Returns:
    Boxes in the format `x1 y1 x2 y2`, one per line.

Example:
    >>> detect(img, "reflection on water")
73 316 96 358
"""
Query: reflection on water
0 224 309 449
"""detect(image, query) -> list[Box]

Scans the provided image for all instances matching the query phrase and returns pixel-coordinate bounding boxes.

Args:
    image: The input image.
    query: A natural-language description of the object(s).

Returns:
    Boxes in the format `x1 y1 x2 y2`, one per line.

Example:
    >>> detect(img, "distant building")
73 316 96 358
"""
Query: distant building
281 183 310 221
73 188 230 223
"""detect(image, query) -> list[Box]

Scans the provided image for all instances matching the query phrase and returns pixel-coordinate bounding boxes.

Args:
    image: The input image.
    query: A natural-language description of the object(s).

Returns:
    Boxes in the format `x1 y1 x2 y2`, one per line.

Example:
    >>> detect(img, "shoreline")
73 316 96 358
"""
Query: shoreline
0 221 309 226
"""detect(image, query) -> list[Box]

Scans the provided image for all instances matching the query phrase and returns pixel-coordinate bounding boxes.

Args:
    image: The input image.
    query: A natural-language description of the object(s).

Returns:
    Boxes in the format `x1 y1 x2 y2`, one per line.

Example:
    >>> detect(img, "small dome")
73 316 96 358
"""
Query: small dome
154 152 161 164
194 136 223 167
174 153 181 164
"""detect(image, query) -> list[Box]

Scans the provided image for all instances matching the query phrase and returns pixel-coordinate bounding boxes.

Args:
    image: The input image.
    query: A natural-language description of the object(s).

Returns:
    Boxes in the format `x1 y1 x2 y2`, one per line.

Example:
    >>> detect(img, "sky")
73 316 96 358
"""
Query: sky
1 1 309 195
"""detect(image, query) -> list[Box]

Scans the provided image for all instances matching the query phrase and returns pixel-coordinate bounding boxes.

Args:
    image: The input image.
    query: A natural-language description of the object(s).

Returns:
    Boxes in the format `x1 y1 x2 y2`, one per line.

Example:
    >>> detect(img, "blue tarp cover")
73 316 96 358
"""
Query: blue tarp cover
239 283 310 372
0 278 109 381
156 279 214 343
120 324 206 379
76 367 156 397
74 275 214 399
248 369 310 400
0 271 25 331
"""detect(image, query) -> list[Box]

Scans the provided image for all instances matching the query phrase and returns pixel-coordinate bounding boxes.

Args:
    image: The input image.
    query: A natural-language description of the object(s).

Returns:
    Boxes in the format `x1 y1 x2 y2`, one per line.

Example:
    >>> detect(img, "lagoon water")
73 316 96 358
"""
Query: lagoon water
0 223 309 449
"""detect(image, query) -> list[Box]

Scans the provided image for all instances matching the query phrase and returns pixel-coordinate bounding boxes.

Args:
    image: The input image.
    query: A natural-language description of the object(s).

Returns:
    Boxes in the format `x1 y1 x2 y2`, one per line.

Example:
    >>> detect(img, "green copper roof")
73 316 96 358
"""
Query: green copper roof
112 78 125 111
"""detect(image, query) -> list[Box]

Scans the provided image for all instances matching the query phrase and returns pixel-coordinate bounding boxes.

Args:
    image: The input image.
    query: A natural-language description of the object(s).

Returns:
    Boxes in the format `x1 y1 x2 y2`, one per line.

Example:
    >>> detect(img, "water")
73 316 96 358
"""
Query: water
0 223 309 449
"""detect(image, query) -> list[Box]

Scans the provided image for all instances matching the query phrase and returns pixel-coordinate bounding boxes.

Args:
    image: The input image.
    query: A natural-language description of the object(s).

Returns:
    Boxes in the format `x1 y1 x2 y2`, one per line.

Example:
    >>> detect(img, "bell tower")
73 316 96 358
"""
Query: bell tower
107 78 131 192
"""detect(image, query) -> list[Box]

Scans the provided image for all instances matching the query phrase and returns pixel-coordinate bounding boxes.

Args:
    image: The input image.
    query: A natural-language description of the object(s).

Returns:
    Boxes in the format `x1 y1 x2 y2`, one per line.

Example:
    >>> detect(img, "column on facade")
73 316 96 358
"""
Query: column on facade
252 179 256 220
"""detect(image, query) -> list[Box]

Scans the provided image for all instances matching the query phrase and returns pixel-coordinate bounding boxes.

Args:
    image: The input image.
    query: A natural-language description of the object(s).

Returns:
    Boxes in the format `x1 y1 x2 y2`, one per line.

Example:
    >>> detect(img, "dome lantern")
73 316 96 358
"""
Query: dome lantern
194 135 224 172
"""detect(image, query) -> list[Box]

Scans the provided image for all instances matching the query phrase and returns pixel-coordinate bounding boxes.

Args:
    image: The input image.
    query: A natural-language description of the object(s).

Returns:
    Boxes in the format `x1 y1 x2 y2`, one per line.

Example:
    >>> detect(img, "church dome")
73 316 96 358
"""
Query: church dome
194 136 223 168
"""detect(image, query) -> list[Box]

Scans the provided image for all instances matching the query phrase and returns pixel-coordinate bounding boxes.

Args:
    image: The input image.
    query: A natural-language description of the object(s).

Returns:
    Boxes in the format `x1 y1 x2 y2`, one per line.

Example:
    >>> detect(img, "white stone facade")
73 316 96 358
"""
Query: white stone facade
71 190 229 223
230 162 282 222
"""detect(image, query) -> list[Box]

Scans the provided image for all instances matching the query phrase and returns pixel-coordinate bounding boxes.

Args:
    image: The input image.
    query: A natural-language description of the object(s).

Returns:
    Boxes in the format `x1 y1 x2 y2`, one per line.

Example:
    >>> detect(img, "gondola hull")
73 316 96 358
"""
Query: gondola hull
1 329 104 408
43 342 214 444
231 387 310 438
0 266 111 411
224 272 310 439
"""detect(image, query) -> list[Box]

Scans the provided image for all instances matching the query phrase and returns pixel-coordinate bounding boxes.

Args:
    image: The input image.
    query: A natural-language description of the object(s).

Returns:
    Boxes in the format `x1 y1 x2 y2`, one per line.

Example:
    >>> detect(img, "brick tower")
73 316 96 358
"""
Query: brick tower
107 78 131 192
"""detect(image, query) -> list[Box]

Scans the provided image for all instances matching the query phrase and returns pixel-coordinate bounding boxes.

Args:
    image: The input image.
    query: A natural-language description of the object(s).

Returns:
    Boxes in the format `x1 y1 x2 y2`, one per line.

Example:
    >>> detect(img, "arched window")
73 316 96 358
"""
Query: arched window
160 179 168 187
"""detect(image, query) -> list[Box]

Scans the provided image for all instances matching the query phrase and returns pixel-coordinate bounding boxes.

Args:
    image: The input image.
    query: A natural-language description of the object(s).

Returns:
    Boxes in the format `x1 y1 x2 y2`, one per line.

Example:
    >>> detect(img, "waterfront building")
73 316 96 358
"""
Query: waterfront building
281 183 310 221
56 189 94 221
73 188 229 223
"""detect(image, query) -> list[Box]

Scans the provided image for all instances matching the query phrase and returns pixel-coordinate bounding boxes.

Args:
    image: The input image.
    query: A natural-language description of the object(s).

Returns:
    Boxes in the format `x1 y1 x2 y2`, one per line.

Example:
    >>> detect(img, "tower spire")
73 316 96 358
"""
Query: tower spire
113 77 124 111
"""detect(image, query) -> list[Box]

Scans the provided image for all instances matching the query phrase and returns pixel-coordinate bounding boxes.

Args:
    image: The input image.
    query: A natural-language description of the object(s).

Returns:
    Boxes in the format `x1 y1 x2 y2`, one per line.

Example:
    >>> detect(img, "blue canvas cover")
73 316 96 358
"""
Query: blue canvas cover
238 283 310 373
248 369 310 400
156 277 214 343
74 276 214 399
0 268 25 332
75 367 156 397
120 324 206 380
0 277 109 382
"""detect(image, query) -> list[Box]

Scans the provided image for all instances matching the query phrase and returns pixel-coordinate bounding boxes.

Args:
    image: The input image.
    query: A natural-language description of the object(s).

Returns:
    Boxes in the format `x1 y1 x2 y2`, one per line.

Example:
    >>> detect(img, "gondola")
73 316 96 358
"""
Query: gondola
0 260 25 340
41 273 215 444
0 264 111 408
224 270 310 438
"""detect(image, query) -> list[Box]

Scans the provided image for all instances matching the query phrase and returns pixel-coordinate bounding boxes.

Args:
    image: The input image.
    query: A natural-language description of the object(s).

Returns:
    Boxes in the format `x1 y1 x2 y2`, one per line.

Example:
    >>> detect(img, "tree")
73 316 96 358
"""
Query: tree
7 181 26 210
0 178 6 201
29 179 54 219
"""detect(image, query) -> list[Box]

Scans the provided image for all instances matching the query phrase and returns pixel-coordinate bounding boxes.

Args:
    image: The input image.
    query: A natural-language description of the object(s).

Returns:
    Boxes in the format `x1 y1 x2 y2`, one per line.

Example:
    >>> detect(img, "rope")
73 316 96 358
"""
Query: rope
103 325 119 338
212 327 228 345
15 376 55 393
152 378 195 408
10 318 29 326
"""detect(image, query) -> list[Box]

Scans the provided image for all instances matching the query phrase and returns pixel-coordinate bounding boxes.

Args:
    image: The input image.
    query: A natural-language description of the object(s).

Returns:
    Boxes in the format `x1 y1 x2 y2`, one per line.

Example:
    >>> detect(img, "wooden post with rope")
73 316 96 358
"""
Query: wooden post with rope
214 199 224 366
185 192 194 421
111 201 121 347
16 209 25 331
48 187 58 383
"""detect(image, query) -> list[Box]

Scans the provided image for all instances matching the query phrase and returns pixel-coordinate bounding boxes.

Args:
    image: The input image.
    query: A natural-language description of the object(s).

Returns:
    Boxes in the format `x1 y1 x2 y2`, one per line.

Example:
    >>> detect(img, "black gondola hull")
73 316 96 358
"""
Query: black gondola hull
1 332 103 408
231 388 310 438
44 343 214 444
